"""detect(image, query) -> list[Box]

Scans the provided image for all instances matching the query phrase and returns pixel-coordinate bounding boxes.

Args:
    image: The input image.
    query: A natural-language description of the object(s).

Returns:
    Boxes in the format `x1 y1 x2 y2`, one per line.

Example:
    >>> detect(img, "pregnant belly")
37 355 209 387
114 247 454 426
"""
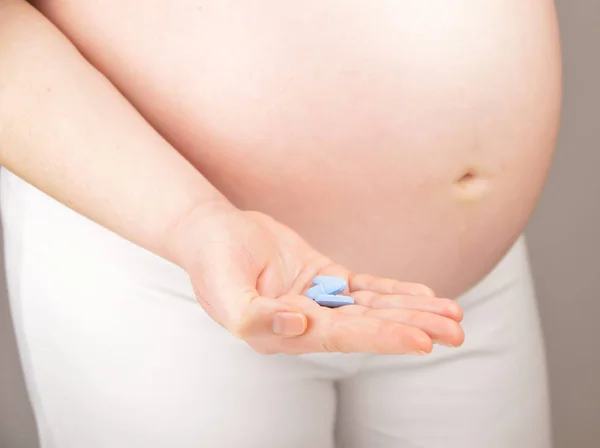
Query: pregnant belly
38 0 562 297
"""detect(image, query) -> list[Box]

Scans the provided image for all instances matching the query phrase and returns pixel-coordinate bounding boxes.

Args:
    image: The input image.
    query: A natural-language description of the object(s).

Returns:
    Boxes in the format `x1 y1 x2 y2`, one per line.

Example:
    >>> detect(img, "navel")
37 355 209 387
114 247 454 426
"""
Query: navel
452 167 490 202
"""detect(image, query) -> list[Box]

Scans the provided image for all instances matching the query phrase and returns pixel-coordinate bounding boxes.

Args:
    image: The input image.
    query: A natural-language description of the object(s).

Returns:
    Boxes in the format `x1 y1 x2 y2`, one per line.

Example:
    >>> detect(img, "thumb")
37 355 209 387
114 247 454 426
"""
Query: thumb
239 297 309 339
192 249 308 340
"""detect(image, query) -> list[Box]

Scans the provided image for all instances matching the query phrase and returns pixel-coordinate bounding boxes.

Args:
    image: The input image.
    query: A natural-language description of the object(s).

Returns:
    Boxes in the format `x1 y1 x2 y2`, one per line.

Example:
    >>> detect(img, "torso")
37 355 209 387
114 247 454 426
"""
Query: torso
36 0 562 297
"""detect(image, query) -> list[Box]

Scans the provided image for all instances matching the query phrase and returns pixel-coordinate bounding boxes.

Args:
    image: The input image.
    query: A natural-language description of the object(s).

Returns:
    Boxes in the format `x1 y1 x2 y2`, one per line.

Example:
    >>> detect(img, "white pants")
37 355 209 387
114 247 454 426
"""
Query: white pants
1 169 551 448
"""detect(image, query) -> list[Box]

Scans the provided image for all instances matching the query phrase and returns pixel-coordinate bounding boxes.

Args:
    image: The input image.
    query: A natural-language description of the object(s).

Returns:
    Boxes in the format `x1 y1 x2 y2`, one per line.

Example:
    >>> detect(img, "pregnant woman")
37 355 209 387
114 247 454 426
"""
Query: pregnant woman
0 1 561 447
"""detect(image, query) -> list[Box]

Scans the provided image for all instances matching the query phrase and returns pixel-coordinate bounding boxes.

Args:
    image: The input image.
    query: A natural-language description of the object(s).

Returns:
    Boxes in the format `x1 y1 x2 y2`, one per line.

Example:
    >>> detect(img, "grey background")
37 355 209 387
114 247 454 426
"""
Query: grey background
1 1 599 447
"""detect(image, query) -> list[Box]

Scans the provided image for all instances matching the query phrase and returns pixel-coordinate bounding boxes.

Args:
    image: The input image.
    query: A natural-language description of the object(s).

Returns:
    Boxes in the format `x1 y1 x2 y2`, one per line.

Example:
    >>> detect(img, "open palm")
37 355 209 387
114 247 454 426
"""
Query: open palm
172 208 464 355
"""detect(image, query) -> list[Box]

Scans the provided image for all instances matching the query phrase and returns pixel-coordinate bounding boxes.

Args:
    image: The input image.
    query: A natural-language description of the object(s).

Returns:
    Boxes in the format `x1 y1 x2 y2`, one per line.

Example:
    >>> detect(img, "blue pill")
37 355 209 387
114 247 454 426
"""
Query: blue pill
315 294 354 308
306 284 326 300
312 276 347 295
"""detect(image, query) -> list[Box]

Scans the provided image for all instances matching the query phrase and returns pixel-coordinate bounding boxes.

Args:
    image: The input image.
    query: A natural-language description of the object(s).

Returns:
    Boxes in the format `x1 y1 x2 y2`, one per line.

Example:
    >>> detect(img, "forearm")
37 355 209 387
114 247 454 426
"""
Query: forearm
0 0 230 263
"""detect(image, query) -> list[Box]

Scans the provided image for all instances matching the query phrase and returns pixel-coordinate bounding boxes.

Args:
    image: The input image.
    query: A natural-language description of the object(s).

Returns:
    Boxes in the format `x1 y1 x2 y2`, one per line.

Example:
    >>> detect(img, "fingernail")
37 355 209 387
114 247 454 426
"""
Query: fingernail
434 340 457 348
272 312 306 336
408 350 428 356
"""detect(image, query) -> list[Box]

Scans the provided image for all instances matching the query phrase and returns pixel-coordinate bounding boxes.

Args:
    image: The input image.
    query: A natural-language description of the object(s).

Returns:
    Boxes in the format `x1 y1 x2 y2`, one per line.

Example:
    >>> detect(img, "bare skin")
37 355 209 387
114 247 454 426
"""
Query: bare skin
36 0 562 298
0 0 561 354
0 0 464 355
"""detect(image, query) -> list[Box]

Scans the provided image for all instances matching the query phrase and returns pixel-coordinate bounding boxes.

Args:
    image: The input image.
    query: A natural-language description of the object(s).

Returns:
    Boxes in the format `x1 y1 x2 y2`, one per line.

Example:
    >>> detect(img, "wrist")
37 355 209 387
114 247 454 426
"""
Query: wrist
161 196 238 270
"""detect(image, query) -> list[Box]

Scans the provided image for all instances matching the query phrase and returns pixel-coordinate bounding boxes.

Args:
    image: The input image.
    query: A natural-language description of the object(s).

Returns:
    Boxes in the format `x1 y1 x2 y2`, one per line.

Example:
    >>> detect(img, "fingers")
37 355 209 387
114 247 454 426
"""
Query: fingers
300 303 435 354
351 291 463 322
242 296 435 355
234 294 465 355
349 274 436 297
339 306 464 348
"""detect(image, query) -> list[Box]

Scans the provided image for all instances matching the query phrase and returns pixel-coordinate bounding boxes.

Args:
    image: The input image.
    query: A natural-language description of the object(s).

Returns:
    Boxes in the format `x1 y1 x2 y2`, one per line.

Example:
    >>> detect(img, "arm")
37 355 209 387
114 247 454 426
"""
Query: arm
0 0 463 354
0 0 230 262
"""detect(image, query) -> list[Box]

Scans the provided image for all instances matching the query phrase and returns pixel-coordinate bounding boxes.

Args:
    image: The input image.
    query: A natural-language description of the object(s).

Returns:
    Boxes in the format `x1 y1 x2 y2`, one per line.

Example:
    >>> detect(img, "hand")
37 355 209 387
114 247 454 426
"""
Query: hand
169 206 464 355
